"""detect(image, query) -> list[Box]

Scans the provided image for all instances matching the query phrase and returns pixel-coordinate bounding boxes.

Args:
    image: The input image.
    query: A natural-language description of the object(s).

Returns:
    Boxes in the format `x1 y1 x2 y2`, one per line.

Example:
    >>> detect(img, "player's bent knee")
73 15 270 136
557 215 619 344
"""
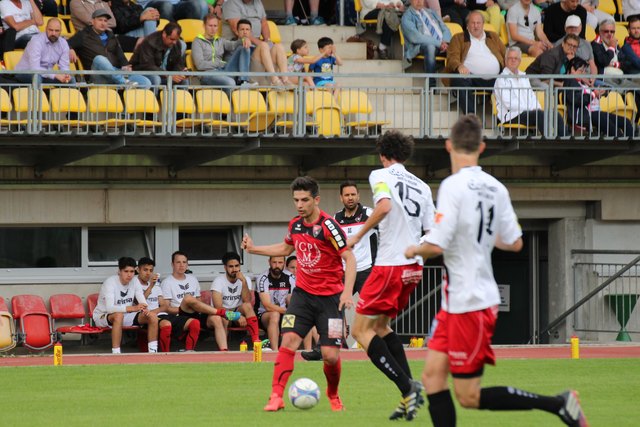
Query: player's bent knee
454 390 480 409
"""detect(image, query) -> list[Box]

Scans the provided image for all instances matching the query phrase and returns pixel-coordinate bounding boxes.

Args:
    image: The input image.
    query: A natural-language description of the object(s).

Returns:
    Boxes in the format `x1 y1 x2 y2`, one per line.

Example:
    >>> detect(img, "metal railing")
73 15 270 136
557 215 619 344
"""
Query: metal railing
392 266 444 338
2 70 640 139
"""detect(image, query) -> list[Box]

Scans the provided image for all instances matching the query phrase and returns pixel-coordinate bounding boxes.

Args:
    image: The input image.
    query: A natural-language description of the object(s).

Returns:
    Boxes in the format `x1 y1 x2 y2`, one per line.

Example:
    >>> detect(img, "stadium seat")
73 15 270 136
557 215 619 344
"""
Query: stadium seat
519 55 535 72
86 293 138 332
123 88 163 130
266 21 281 44
338 89 389 135
11 295 55 351
267 89 296 130
87 87 137 129
185 51 195 71
157 18 170 31
491 92 545 135
354 0 377 27
177 19 202 43
0 88 29 129
586 25 596 42
231 89 277 133
200 290 212 306
195 88 247 131
315 105 343 137
600 91 630 119
49 294 103 340
3 50 23 71
43 87 89 131
615 24 628 47
304 89 337 130
599 0 617 15
0 297 17 352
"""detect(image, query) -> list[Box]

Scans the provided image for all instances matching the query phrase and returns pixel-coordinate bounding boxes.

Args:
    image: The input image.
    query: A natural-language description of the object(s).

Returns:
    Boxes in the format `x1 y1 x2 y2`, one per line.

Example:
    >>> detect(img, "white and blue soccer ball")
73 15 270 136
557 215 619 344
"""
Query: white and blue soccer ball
288 378 320 409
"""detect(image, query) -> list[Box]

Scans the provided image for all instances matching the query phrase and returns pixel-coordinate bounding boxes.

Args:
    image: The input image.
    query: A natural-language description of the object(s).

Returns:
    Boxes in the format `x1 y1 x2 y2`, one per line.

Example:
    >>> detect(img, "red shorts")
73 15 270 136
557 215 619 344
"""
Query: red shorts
428 307 498 376
356 264 423 318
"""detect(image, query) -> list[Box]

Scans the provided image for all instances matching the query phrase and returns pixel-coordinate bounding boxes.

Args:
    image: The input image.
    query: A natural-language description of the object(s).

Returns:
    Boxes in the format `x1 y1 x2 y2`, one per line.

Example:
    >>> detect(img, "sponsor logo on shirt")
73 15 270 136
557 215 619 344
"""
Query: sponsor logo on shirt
227 286 238 294
120 290 128 298
116 297 133 305
179 283 190 290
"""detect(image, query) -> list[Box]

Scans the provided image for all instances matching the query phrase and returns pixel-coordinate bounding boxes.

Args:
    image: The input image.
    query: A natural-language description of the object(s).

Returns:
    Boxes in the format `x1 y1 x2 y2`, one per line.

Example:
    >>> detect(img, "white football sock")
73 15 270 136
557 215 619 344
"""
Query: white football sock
112 347 121 354
148 341 158 352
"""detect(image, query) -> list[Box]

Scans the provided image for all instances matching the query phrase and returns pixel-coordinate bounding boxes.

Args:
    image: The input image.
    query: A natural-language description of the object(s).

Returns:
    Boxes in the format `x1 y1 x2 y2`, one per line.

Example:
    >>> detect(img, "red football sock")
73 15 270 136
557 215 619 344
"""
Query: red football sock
185 319 200 351
215 309 227 317
246 315 259 342
324 357 341 398
272 347 296 397
159 325 172 352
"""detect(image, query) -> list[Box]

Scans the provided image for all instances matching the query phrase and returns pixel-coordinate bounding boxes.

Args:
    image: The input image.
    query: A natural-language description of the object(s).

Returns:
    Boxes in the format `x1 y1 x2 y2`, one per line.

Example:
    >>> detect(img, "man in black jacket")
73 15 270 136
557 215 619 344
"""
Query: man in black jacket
129 22 187 86
110 0 159 52
68 9 151 86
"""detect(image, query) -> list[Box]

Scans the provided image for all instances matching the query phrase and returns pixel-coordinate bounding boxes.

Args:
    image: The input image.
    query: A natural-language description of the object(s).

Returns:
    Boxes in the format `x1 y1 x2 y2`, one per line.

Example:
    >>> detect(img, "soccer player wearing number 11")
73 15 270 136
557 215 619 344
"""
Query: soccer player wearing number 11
405 115 588 427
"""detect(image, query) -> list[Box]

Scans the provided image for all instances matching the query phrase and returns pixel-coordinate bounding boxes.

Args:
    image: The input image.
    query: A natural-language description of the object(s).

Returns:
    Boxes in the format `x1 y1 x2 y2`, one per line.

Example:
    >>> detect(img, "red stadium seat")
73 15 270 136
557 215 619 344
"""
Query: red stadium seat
11 295 55 351
50 294 104 338
200 290 212 306
86 292 138 332
0 297 18 352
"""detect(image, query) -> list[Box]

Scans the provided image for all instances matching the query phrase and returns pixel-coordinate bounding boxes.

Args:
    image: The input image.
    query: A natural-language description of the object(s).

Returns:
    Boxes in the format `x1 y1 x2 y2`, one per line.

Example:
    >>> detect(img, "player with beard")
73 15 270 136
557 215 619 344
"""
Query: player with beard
209 252 260 351
256 256 295 351
242 176 356 412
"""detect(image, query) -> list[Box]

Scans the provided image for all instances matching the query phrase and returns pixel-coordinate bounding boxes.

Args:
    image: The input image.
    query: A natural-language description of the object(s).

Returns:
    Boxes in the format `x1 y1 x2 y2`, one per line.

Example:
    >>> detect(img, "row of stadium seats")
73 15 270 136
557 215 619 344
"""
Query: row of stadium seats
0 86 387 136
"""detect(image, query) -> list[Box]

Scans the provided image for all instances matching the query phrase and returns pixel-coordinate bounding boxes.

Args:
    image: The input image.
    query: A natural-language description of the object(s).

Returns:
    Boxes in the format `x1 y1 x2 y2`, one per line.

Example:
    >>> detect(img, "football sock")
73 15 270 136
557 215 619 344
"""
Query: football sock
215 309 227 317
427 390 456 427
367 335 411 395
148 340 158 352
379 42 388 50
323 357 341 397
185 319 200 351
272 347 296 397
479 386 563 413
246 315 260 342
112 347 121 354
159 325 172 352
383 332 412 378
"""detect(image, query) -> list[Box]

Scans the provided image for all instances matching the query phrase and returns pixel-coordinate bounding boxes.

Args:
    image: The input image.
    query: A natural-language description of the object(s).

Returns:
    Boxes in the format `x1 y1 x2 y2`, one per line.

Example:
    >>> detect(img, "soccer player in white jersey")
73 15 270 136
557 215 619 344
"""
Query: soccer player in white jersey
93 257 159 354
348 130 435 421
405 115 588 427
161 251 241 338
209 252 260 351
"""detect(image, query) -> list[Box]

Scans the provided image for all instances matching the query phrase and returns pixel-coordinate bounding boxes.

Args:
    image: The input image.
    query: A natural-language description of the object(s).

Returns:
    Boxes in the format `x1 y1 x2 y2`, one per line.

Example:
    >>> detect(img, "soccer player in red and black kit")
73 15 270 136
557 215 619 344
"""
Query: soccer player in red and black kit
242 176 357 412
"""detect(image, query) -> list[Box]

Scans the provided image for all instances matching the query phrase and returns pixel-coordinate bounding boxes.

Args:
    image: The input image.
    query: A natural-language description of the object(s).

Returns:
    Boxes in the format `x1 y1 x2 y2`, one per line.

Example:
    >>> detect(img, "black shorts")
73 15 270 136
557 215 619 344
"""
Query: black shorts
159 314 194 338
178 308 209 328
282 287 343 347
354 268 372 295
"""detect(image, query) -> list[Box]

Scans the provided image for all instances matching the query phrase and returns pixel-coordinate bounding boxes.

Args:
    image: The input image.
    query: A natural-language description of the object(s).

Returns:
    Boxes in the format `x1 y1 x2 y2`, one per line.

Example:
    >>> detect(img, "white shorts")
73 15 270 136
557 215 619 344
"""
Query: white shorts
93 311 139 328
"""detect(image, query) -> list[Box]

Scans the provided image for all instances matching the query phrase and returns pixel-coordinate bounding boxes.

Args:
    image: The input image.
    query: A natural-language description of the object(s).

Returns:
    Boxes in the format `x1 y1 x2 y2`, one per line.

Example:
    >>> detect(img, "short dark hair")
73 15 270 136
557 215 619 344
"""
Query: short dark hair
138 257 155 268
376 130 414 163
340 180 358 194
291 176 319 198
629 15 640 26
450 114 482 153
290 39 306 53
118 257 137 270
222 252 241 265
237 18 252 29
318 37 333 49
567 56 589 72
562 33 580 44
286 255 296 268
163 22 182 36
171 250 188 263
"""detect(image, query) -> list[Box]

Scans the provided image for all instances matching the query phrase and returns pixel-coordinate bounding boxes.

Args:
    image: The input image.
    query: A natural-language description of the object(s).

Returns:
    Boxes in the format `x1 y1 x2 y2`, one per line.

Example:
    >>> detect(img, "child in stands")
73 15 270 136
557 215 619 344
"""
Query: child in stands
287 39 321 87
309 37 343 90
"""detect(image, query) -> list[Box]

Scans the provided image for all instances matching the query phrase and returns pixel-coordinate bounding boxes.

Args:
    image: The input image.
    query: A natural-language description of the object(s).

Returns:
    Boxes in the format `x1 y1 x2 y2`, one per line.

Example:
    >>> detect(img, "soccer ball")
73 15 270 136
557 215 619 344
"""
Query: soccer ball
288 378 320 409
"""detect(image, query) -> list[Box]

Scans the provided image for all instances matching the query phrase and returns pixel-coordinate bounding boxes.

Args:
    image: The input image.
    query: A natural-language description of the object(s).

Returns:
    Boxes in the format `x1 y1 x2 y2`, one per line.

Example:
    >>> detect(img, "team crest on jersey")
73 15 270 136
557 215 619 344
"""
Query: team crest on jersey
295 241 322 268
228 286 238 294
281 314 295 328
120 290 128 297
179 284 189 290
312 224 322 237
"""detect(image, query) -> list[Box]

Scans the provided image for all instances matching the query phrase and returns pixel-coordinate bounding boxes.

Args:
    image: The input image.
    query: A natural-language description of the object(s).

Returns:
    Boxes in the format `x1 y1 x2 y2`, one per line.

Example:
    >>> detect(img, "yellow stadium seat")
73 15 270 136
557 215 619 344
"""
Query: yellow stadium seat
3 50 23 71
615 24 628 47
0 297 17 352
315 106 342 137
586 25 596 42
266 21 281 44
157 18 170 31
267 89 297 130
338 89 389 134
43 87 89 130
519 55 535 72
600 91 630 119
492 91 545 134
231 89 276 132
0 88 29 128
87 87 136 128
196 88 247 130
123 88 163 129
354 0 377 25
177 19 202 43
598 0 616 15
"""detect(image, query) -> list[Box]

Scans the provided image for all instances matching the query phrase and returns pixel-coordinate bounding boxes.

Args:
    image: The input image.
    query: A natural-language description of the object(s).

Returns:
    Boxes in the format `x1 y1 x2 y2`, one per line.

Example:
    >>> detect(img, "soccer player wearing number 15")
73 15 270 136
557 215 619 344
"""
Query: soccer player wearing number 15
348 130 435 421
405 115 587 427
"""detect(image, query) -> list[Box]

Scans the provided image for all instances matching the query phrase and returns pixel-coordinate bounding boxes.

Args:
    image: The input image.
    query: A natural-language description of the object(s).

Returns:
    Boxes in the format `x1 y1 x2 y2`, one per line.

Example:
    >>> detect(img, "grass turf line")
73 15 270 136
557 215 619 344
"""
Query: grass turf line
0 358 638 426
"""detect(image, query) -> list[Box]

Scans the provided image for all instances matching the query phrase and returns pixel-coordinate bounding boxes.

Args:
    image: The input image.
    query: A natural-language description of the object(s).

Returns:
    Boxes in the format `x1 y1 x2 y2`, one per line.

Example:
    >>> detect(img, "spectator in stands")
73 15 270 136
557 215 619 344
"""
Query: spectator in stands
444 11 505 114
160 250 241 339
191 14 255 87
222 0 291 85
554 15 598 81
256 256 294 351
285 255 297 276
621 15 640 74
359 0 404 59
543 0 587 43
466 0 505 38
284 0 324 25
287 39 318 86
309 36 343 89
93 257 160 354
0 0 43 54
70 0 116 32
130 22 188 86
592 18 625 75
68 10 151 86
507 0 553 58
438 0 469 27
563 56 635 136
137 0 207 21
402 0 451 86
209 252 260 351
494 46 568 135
14 18 75 84
526 33 579 87
581 0 614 29
623 0 640 20
110 0 160 53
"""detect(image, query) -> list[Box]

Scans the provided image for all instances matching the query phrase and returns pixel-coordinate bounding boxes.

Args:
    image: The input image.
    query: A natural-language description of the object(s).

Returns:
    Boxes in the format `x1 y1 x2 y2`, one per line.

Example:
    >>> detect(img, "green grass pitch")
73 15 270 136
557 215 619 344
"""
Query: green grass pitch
1 358 638 426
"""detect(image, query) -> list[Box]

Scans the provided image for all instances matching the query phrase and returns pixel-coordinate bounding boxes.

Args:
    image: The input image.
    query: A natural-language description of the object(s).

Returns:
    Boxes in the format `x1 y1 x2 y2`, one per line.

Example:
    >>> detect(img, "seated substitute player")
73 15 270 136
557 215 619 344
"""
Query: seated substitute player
93 257 159 353
405 114 588 427
256 255 295 351
209 252 260 351
161 251 241 339
134 257 201 352
242 176 357 412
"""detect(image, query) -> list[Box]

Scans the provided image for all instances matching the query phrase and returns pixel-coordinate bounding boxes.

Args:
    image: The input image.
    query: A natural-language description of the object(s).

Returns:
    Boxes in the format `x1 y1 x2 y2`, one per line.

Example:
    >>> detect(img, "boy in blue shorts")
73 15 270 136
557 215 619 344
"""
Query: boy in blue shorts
310 37 343 89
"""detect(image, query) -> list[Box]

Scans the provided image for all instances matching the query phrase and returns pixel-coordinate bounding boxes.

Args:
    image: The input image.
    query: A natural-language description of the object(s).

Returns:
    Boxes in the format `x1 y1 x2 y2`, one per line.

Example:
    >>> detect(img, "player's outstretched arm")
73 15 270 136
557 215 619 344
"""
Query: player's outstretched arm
348 198 391 248
242 233 294 257
495 236 523 253
339 249 356 310
405 241 443 260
